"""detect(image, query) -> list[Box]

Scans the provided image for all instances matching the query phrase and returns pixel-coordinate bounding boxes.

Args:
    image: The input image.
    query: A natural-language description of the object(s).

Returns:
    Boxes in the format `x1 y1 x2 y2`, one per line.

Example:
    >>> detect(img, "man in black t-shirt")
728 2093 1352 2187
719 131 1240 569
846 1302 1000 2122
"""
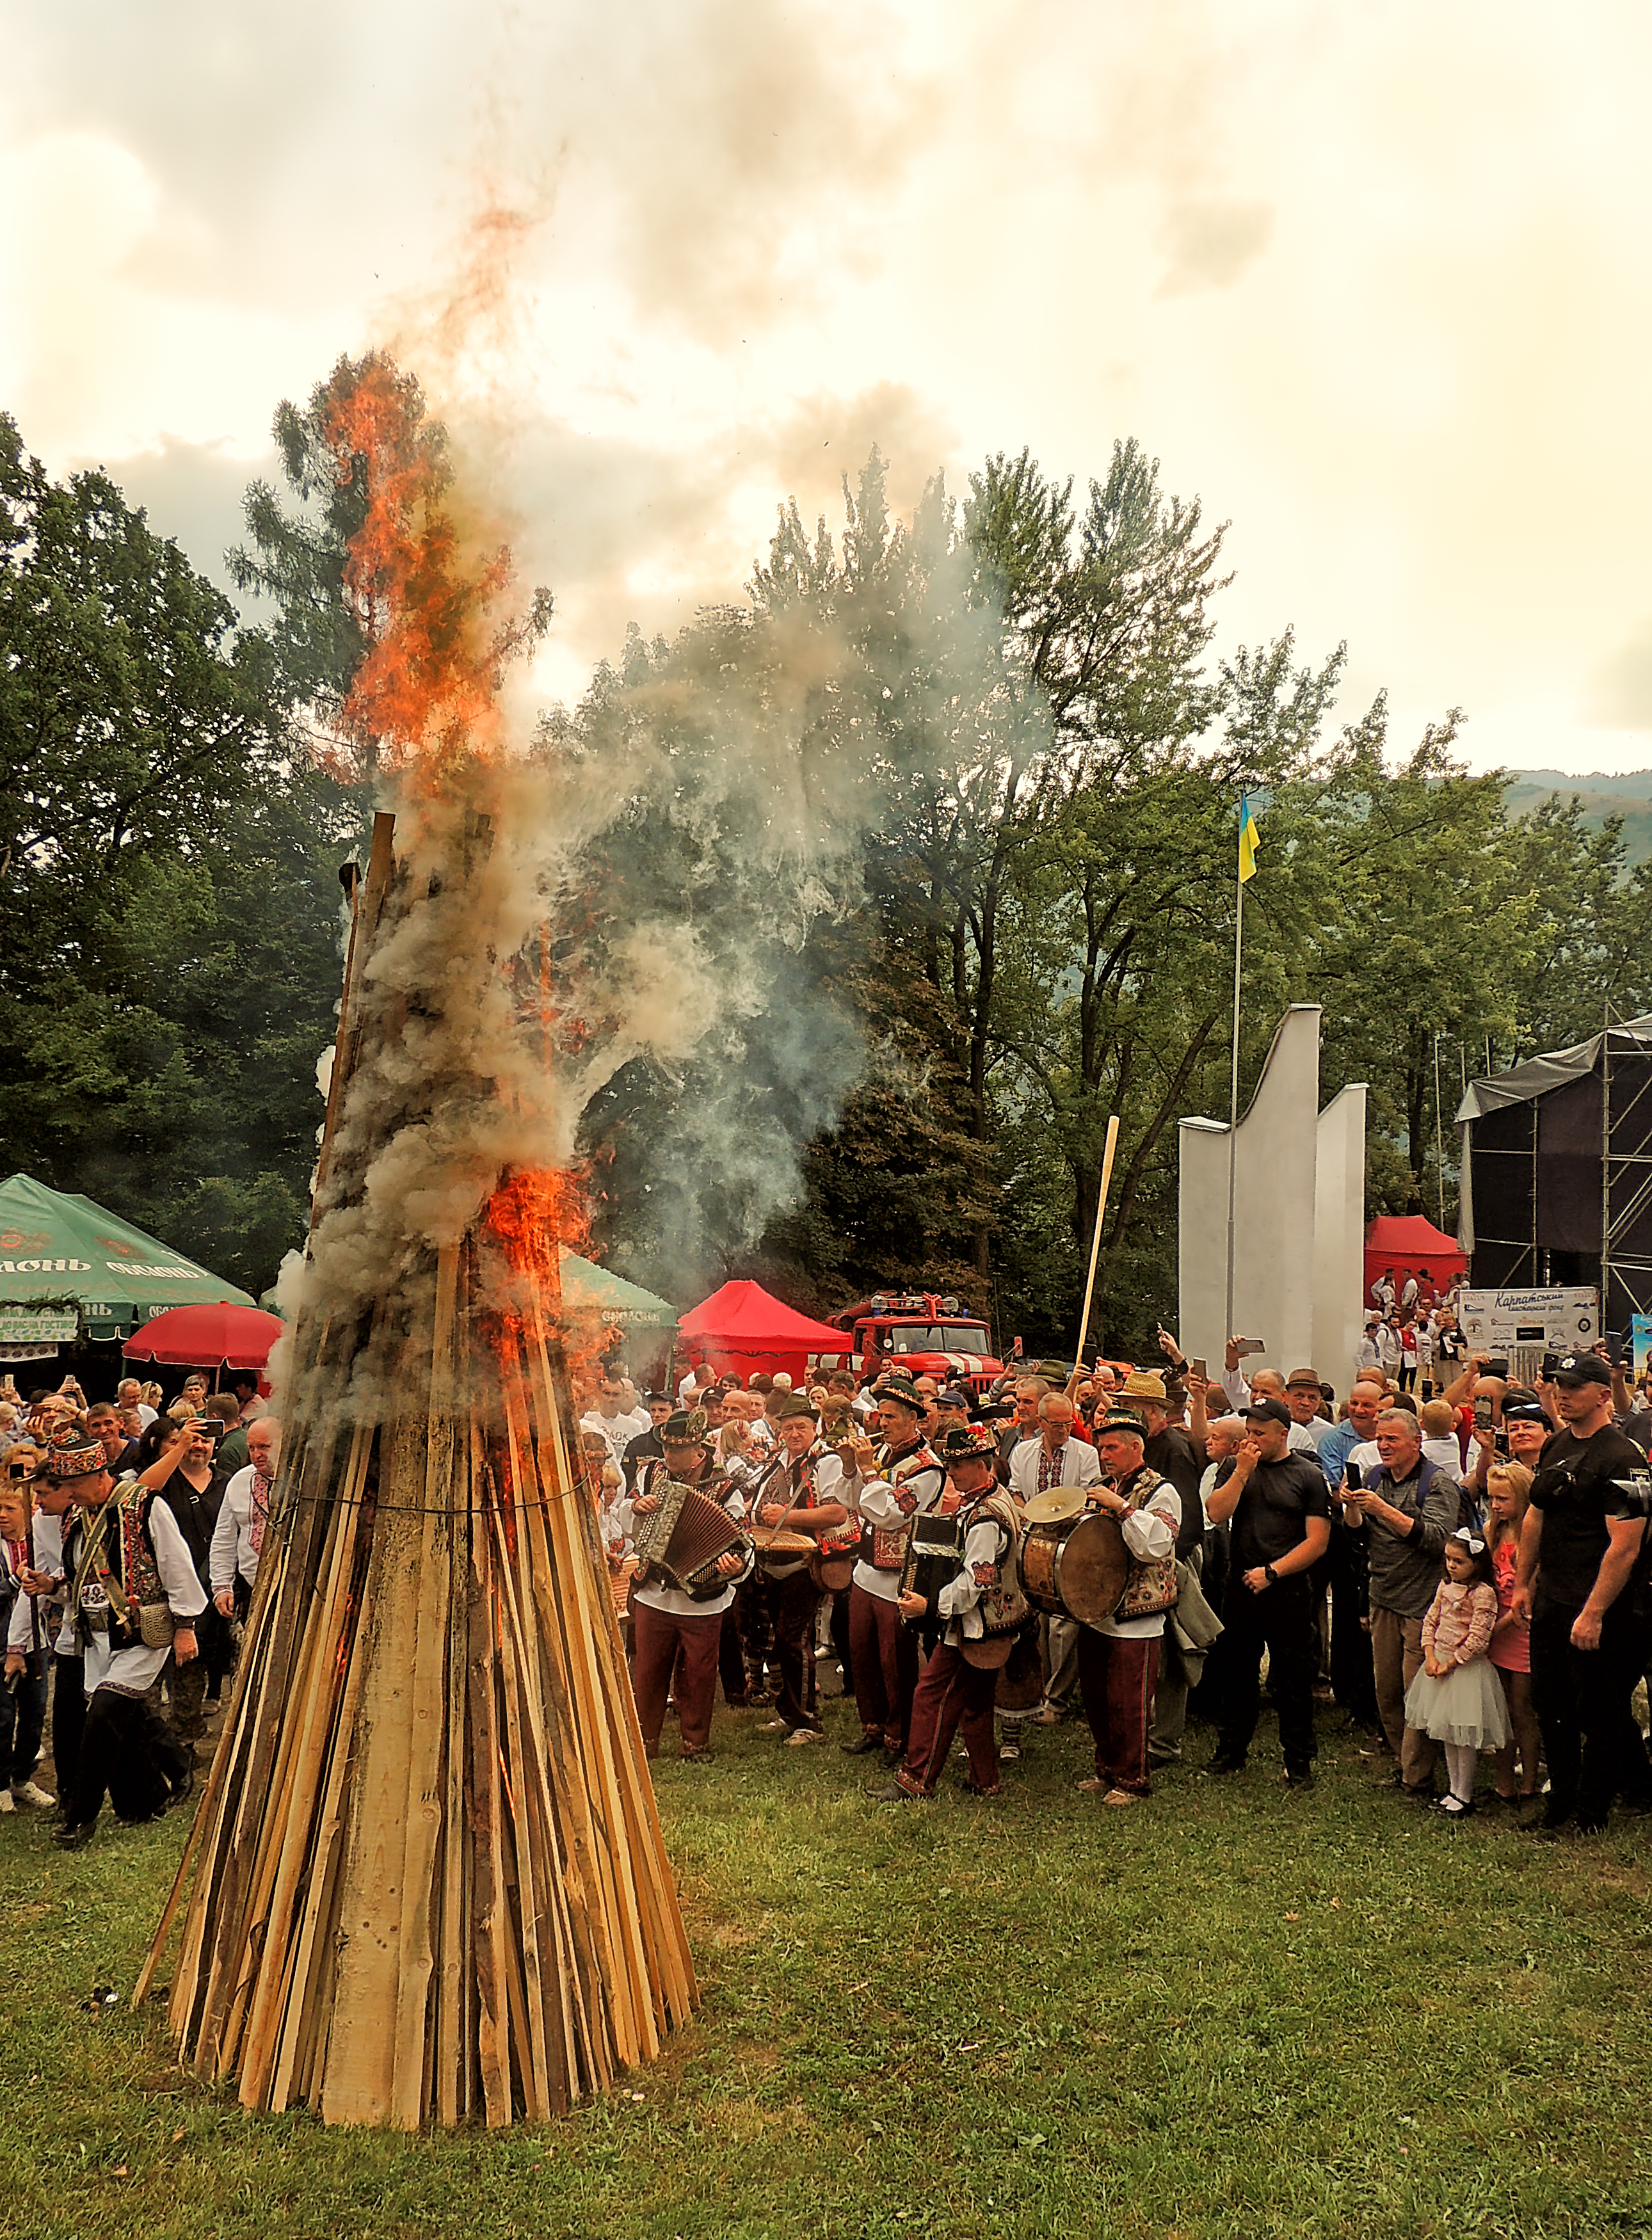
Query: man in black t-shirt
1205 1398 1333 1786
1517 1353 1652 1834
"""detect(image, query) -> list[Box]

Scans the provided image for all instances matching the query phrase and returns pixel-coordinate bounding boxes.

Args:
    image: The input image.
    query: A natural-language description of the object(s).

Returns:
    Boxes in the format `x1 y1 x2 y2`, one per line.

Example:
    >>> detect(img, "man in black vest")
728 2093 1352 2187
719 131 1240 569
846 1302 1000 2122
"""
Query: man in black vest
1516 1353 1652 1834
1075 1414 1182 1805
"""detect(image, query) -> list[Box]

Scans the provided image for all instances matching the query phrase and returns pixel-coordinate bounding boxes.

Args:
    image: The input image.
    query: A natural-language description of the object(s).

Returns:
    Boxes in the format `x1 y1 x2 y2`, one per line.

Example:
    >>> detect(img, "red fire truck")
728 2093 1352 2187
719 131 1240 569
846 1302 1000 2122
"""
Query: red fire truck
815 1292 1007 1396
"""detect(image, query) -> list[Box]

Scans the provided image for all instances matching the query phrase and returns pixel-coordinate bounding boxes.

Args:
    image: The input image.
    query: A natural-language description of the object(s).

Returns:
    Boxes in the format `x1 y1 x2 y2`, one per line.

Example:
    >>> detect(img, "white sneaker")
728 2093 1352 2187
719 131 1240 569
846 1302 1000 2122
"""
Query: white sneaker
11 1781 55 1809
785 1727 822 1746
757 1716 791 1734
0 1792 13 1814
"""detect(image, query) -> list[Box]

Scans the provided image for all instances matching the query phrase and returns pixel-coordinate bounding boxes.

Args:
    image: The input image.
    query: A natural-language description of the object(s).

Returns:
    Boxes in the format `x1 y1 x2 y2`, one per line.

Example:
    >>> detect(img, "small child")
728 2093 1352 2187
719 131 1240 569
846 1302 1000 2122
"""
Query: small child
1404 1526 1510 1816
1484 1462 1541 1802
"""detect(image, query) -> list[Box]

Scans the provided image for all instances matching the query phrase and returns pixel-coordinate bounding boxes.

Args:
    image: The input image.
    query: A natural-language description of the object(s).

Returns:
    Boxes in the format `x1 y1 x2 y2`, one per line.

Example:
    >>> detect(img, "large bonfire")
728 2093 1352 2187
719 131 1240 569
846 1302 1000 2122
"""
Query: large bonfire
138 356 695 2128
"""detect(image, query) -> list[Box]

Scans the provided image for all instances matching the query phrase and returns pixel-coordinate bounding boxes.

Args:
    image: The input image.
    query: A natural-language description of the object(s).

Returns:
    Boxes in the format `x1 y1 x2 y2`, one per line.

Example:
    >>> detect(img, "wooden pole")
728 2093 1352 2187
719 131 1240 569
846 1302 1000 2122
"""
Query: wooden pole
1073 1115 1121 1365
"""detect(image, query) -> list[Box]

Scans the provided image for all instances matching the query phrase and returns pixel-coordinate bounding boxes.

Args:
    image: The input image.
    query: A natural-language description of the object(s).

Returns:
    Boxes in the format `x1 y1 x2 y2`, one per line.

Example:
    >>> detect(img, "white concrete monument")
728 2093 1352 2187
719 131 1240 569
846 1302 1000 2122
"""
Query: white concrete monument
1178 1005 1368 1389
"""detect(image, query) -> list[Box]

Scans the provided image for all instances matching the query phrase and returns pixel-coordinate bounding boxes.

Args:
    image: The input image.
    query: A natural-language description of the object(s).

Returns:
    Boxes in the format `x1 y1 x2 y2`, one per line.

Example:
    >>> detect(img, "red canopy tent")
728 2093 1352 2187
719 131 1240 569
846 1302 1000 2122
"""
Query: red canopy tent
1363 1215 1466 1307
677 1281 847 1385
123 1301 285 1384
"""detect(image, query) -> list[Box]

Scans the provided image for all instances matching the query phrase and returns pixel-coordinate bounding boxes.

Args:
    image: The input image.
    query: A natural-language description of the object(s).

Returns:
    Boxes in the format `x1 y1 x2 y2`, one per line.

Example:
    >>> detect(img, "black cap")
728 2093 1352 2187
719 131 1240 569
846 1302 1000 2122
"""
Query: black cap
1096 1411 1148 1440
1553 1353 1612 1388
1240 1396 1292 1427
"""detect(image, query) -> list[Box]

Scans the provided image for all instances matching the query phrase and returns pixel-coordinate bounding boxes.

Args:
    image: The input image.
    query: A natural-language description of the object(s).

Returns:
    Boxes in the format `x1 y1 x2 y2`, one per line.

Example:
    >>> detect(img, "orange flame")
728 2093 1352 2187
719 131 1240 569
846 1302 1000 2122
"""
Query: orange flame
325 353 525 781
485 1167 586 1292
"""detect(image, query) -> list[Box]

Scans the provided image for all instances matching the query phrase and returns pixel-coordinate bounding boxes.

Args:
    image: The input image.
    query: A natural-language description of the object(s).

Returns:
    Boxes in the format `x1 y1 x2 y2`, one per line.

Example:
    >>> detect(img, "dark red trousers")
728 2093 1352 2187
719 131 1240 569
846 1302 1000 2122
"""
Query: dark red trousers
900 1643 999 1795
633 1601 724 1756
848 1579 917 1750
1076 1629 1160 1795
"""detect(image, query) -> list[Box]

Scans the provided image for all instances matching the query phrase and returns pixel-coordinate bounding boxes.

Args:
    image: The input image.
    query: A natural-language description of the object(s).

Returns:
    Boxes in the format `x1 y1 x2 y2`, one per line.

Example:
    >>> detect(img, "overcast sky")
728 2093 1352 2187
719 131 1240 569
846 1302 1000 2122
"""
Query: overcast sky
6 1 1651 776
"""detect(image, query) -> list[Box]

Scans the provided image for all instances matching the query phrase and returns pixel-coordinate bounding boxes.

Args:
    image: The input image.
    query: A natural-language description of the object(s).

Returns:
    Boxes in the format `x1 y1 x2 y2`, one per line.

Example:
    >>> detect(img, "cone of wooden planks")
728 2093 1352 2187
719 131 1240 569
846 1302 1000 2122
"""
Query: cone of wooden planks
136 810 696 2127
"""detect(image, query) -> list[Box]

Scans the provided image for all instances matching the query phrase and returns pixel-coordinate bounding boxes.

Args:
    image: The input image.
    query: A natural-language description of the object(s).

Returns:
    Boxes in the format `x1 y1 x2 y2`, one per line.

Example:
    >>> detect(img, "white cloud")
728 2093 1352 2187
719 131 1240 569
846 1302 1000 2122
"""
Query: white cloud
6 0 1652 774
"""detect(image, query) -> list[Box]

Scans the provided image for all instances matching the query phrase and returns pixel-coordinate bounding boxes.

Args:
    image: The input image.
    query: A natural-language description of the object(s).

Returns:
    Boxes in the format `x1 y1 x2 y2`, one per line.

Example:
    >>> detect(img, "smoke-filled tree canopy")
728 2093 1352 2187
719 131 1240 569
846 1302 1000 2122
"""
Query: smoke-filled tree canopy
7 371 1652 1352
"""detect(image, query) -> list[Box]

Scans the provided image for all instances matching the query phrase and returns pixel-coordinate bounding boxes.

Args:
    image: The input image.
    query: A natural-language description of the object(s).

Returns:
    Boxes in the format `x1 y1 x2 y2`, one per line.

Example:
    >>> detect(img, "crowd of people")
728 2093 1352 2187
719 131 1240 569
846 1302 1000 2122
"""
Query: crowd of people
0 1370 275 1846
578 1317 1652 1831
4 1292 1650 1851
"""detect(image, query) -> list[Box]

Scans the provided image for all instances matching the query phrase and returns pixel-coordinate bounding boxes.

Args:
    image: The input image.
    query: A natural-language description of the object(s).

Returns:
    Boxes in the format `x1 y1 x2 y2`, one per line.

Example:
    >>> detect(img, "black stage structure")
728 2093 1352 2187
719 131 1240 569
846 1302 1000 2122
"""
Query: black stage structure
1456 1017 1652 1333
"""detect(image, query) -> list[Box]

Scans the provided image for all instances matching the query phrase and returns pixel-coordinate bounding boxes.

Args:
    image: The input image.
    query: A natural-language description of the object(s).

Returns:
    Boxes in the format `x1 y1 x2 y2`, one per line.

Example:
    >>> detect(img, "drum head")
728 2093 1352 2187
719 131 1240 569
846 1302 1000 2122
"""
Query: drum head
1024 1485 1085 1525
1052 1510 1130 1626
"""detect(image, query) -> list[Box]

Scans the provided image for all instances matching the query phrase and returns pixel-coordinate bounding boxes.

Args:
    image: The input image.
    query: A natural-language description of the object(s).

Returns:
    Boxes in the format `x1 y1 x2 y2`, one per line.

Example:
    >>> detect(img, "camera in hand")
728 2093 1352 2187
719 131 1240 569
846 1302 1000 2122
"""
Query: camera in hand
1611 1472 1652 1521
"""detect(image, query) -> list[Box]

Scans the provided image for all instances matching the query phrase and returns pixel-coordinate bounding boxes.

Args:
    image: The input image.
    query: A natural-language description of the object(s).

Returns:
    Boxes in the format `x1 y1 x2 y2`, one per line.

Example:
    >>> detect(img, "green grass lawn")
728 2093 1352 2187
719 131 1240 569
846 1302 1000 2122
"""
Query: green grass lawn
6 1688 1652 2240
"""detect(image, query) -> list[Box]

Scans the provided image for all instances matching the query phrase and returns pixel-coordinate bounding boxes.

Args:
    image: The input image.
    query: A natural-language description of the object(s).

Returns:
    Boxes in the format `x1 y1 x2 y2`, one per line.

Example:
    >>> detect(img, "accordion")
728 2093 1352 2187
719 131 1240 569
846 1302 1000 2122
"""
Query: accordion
632 1478 749 1601
898 1510 965 1624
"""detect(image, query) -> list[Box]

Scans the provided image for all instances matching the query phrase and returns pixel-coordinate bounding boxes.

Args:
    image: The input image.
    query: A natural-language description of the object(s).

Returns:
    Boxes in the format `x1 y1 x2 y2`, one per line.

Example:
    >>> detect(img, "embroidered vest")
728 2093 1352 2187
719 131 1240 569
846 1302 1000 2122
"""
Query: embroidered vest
68 1487 166 1647
968 1487 1030 1635
870 1439 943 1571
1111 1466 1181 1622
806 1446 862 1557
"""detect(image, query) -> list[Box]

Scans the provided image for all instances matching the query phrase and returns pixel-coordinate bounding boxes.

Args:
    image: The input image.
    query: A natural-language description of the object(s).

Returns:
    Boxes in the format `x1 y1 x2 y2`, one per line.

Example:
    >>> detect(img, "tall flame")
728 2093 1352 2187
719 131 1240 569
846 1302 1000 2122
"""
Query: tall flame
322 353 602 1359
326 352 531 781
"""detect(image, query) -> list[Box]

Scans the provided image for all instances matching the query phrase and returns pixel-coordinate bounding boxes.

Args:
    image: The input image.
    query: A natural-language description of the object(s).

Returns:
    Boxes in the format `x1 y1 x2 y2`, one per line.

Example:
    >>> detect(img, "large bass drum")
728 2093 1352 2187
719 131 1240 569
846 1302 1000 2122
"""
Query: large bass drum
1018 1507 1129 1628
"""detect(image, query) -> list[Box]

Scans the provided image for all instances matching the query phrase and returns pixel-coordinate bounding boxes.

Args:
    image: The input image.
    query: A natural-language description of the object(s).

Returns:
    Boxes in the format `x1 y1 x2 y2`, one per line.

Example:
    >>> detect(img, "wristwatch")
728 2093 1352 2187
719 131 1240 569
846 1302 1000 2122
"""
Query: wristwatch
1263 1564 1279 1586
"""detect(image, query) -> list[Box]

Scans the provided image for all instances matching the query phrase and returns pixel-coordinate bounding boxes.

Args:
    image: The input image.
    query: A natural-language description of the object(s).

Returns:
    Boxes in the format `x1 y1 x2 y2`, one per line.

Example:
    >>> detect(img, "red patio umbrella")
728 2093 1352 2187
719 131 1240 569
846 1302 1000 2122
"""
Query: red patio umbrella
122 1301 285 1372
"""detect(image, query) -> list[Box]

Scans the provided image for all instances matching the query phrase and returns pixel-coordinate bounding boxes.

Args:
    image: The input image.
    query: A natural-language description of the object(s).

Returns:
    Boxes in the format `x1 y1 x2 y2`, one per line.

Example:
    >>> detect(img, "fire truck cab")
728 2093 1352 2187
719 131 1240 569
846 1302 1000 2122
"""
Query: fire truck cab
817 1292 1004 1396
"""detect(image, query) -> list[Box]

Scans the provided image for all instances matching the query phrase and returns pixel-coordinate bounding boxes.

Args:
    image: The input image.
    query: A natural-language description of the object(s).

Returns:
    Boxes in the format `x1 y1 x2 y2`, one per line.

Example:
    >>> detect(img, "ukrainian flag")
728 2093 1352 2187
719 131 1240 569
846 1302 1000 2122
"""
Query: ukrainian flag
1238 792 1260 884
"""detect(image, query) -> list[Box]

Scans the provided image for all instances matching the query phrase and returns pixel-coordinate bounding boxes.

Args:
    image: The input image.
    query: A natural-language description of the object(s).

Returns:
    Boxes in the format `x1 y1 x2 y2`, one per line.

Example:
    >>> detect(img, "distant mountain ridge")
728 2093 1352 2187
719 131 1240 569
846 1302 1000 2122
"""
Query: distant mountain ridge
1501 767 1652 864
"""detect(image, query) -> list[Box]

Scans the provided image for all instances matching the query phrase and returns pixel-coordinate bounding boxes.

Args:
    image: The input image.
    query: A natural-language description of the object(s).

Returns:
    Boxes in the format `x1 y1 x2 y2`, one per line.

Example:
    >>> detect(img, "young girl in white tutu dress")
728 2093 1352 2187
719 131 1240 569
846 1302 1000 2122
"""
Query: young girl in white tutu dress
1404 1528 1509 1817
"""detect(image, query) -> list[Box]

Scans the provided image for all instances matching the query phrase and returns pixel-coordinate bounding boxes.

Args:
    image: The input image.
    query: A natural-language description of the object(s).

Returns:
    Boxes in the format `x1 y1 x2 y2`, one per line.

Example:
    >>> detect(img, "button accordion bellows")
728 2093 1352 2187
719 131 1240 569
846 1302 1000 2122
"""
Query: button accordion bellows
632 1477 747 1598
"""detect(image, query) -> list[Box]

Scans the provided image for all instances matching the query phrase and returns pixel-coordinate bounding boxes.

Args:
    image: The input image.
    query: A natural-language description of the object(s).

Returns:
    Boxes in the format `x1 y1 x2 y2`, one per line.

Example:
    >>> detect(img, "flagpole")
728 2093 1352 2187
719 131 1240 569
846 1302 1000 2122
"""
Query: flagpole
1225 804 1246 1341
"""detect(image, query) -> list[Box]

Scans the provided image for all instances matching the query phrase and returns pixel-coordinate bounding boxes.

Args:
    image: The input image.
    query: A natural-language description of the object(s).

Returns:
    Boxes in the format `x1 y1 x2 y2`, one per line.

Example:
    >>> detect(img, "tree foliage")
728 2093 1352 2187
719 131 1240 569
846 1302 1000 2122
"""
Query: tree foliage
11 383 1645 1349
0 414 361 1294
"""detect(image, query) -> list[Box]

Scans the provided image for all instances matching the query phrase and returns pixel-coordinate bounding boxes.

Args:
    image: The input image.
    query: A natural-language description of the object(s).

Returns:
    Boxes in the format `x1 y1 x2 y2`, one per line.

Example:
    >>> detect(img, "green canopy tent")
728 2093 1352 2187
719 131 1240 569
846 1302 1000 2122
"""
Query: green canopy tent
558 1248 677 1332
0 1172 254 1363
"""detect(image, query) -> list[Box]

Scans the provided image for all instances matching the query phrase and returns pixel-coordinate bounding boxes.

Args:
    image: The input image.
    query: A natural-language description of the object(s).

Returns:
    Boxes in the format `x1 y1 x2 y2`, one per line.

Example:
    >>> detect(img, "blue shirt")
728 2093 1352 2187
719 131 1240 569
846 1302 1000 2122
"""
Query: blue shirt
1317 1419 1368 1491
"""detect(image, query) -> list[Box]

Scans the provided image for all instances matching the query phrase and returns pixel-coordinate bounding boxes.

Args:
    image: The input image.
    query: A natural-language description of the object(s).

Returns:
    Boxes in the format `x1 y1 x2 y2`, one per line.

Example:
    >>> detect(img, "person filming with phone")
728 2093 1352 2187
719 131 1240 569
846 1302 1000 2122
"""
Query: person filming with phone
137 1411 233 1752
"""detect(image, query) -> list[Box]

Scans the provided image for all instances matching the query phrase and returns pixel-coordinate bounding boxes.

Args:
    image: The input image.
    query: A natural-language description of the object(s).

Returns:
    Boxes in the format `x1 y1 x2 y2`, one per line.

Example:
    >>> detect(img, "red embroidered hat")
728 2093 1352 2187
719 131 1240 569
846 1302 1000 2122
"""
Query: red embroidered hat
36 1439 109 1482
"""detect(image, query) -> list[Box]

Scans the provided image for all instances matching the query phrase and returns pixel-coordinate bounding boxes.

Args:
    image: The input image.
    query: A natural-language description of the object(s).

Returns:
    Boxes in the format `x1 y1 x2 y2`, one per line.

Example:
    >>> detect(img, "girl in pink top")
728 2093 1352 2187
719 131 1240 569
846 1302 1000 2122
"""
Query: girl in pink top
1403 1529 1509 1817
1484 1462 1539 1802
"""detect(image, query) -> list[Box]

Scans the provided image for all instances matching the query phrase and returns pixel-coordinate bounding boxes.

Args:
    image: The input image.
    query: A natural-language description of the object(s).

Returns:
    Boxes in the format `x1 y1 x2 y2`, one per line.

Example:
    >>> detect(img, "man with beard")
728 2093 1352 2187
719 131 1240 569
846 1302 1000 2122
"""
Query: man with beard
748 1397 853 1746
50 1439 202 1847
870 1423 1025 1803
1515 1353 1652 1834
840 1375 945 1761
614 1410 753 1763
